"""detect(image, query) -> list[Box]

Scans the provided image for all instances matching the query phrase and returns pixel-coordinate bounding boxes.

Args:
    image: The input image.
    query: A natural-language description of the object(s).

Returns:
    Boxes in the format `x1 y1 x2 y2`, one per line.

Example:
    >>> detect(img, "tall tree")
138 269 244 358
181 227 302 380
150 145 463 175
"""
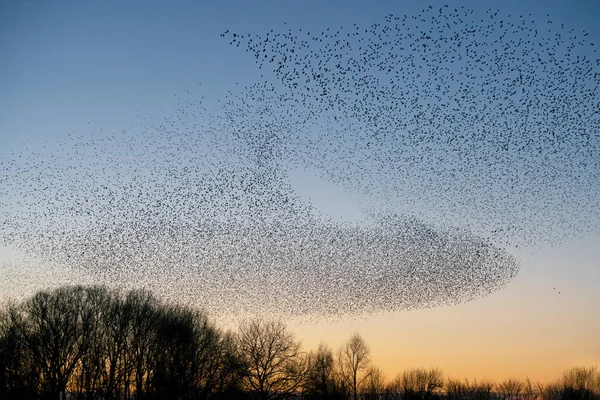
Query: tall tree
24 286 92 400
124 289 160 400
337 333 372 400
305 343 344 399
0 303 39 400
72 286 113 400
211 330 247 399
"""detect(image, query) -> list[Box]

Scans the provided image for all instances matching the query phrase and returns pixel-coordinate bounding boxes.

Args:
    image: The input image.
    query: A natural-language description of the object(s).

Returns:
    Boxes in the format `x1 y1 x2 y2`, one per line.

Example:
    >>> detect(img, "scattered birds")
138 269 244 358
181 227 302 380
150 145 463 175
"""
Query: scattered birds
1 6 598 320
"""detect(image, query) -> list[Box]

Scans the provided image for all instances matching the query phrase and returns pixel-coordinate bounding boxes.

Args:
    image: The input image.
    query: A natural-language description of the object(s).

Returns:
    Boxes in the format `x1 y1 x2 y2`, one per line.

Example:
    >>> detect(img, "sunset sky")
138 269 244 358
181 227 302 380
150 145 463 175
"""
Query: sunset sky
1 0 599 385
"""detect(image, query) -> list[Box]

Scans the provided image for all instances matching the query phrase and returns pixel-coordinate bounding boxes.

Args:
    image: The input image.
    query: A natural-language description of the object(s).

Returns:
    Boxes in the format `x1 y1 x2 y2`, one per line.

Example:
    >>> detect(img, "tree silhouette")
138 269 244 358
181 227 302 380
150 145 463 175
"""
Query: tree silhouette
24 286 93 400
445 378 494 400
361 366 386 400
2 285 600 400
0 285 238 399
558 366 600 400
337 333 371 400
237 319 307 400
210 330 248 399
393 368 444 400
522 377 545 400
0 302 39 400
71 285 113 400
305 343 345 399
123 288 161 400
496 378 524 400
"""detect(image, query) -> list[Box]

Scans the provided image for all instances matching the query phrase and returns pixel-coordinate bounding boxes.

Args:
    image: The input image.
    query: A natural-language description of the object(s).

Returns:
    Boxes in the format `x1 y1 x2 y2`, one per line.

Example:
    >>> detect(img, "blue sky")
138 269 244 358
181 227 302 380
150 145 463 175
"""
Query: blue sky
1 0 598 262
3 0 597 227
2 0 598 151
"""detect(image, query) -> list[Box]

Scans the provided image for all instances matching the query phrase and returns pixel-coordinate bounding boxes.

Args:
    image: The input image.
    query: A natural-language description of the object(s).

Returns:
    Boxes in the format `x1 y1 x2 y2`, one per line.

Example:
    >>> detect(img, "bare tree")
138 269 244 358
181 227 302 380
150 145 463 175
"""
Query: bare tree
100 291 134 400
395 368 444 399
338 333 372 400
362 366 387 400
533 381 547 400
0 302 39 400
446 378 494 400
522 377 546 400
124 288 160 400
305 343 344 399
422 368 444 398
1 285 240 400
211 330 247 398
146 303 224 399
237 319 306 400
471 379 495 400
24 286 93 400
496 378 524 400
445 378 466 400
386 374 403 400
558 366 600 399
72 286 113 400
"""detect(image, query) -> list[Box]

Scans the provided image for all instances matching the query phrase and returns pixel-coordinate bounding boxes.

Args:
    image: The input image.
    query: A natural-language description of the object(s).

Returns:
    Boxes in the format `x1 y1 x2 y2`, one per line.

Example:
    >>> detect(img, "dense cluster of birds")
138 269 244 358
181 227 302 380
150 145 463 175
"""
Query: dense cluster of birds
1 6 597 319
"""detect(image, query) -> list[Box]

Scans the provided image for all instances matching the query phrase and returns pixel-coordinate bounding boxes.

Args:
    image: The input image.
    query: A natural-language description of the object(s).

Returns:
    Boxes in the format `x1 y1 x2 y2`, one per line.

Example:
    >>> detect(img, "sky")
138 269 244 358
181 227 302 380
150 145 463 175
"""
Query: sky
1 0 599 384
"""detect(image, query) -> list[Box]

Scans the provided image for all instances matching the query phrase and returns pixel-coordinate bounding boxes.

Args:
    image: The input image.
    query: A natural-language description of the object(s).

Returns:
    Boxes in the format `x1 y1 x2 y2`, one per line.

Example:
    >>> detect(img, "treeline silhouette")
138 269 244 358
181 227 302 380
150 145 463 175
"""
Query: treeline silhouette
0 285 598 400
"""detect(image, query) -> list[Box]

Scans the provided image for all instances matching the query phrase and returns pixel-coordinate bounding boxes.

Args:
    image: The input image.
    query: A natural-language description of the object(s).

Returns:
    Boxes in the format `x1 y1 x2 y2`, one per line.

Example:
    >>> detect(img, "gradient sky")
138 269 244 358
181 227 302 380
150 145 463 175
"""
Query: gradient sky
1 0 599 384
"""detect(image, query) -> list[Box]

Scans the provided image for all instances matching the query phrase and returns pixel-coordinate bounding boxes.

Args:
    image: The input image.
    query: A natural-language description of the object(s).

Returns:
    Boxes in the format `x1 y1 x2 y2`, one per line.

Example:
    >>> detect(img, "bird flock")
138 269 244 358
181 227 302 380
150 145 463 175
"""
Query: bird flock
1 6 598 320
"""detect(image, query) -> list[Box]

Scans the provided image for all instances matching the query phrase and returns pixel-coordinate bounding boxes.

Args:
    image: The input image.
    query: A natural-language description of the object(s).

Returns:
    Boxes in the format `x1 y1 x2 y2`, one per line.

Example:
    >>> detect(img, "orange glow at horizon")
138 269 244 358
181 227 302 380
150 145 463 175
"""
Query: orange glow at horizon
288 237 600 385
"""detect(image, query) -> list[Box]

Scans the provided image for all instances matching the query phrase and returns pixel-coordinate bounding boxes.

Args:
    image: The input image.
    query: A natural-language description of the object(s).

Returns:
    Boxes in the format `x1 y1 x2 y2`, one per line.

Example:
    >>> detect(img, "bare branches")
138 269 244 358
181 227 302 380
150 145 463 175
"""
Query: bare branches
2 285 600 400
338 333 372 400
446 378 494 400
391 368 445 399
305 343 344 398
496 378 524 400
237 319 306 400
